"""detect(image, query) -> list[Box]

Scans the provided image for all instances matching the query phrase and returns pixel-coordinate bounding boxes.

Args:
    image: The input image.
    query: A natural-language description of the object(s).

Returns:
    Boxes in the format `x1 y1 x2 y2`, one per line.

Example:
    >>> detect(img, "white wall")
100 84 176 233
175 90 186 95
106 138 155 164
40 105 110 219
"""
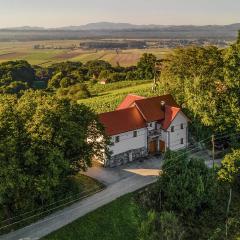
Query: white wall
110 128 147 156
107 112 188 157
160 130 168 143
167 111 188 151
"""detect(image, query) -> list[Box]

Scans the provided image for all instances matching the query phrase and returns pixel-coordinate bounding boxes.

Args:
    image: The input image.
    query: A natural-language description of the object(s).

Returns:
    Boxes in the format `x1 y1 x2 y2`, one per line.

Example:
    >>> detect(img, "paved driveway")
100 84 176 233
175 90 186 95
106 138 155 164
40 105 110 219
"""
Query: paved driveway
0 156 162 240
84 156 162 185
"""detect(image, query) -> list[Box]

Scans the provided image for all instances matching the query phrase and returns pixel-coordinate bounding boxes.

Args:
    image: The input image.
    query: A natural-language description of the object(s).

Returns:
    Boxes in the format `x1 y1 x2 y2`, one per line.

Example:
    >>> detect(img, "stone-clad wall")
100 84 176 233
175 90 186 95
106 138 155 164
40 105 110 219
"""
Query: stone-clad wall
107 147 147 167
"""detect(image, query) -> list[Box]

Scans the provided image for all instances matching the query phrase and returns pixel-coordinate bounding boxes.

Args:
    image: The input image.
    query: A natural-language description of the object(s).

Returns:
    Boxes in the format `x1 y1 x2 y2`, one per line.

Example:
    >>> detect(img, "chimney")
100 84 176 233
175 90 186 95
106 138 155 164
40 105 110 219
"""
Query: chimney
160 101 166 111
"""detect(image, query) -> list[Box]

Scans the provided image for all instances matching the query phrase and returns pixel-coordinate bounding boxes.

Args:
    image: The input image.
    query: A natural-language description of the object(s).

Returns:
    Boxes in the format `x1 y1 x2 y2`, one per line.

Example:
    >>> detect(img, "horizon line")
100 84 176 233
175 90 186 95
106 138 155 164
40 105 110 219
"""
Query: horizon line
1 21 240 29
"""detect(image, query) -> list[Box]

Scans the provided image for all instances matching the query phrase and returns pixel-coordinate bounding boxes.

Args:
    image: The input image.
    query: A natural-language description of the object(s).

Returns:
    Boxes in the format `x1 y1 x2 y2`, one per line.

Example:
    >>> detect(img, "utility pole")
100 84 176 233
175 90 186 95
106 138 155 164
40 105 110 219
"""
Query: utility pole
225 187 232 239
152 60 162 93
211 134 215 168
152 62 157 93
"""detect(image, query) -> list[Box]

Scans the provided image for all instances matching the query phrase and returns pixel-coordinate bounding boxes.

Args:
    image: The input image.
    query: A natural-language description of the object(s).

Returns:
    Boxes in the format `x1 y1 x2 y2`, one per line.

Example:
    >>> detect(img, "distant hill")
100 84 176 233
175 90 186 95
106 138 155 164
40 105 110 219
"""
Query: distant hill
3 22 240 31
2 22 168 31
54 22 240 31
57 22 142 30
2 26 45 31
0 22 239 41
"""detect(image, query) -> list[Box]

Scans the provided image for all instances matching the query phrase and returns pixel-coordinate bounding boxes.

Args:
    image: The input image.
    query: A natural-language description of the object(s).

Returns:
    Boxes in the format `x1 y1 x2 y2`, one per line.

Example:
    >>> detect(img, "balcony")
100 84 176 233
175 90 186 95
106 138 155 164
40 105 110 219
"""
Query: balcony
148 129 161 137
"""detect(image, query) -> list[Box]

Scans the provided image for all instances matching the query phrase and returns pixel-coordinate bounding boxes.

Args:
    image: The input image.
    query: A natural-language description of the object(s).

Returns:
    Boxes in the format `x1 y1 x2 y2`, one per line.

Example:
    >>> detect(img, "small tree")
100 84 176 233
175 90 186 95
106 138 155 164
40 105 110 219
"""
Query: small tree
159 211 184 240
138 211 184 240
218 149 240 239
138 211 158 240
156 151 218 216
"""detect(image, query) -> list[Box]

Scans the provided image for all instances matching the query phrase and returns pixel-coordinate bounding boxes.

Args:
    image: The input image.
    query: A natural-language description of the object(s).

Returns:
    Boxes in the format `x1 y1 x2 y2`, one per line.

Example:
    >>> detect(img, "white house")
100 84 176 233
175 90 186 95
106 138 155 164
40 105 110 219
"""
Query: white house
99 94 190 167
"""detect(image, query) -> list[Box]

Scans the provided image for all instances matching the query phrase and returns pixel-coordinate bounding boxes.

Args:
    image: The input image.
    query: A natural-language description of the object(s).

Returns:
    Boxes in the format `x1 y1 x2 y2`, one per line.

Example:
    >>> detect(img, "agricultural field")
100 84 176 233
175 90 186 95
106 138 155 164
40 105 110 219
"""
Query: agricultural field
87 80 152 96
81 80 163 113
0 40 170 66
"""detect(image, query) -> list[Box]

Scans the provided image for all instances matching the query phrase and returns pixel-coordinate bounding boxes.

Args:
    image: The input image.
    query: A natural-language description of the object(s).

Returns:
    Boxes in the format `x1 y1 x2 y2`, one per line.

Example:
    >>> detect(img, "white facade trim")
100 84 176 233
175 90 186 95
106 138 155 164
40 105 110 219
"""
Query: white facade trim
108 110 189 157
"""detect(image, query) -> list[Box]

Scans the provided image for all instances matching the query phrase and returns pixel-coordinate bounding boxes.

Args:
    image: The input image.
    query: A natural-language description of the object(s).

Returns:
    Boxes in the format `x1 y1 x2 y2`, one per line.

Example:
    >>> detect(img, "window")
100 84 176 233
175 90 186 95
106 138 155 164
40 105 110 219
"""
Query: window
133 131 137 138
181 123 184 129
115 136 120 143
171 126 175 132
181 138 184 144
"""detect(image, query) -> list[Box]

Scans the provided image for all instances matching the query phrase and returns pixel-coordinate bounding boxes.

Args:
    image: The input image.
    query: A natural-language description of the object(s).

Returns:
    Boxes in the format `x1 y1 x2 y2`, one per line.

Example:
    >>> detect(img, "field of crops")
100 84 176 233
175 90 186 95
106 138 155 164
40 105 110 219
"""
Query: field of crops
87 80 151 96
0 40 170 66
80 81 163 113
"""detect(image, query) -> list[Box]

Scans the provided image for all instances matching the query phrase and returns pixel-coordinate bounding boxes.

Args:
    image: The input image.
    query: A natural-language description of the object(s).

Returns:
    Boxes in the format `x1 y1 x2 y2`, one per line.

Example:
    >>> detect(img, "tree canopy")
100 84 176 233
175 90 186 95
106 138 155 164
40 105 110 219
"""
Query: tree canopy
159 44 240 136
218 149 240 187
137 53 157 80
156 151 217 216
0 90 108 218
0 60 35 94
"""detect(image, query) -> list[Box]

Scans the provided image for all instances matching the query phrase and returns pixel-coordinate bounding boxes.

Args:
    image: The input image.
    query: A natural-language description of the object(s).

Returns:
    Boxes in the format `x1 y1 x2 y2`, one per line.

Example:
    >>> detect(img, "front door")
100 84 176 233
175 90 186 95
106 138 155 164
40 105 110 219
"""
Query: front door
159 140 166 152
148 140 157 154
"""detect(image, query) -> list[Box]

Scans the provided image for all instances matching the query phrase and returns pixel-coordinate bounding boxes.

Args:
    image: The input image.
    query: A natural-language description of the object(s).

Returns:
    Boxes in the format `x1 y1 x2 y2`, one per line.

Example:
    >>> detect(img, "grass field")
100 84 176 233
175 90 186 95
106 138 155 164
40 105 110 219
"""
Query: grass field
43 193 140 240
0 40 170 66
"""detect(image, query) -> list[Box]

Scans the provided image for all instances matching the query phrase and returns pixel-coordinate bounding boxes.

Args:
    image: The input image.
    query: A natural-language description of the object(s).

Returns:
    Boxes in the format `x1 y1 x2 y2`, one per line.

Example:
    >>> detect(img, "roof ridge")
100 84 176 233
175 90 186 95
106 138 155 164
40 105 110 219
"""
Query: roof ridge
99 106 136 115
134 94 173 103
165 104 181 109
127 94 145 97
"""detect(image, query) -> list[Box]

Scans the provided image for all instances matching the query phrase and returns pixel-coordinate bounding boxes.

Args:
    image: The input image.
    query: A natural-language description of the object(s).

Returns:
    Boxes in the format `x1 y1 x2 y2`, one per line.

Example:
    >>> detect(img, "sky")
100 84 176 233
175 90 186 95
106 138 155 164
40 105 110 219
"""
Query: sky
0 0 240 28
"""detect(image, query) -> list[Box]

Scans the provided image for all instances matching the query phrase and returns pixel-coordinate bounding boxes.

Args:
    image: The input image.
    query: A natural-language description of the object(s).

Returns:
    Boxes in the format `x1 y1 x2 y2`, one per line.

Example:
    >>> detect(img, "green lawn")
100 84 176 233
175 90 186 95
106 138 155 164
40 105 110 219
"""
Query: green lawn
43 193 140 240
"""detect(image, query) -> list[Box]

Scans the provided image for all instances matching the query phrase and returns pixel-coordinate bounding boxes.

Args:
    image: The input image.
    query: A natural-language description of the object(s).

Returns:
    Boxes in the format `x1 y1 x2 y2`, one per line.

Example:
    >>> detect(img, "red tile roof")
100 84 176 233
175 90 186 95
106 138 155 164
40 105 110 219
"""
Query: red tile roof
116 94 145 110
99 107 146 136
161 105 181 130
99 94 187 136
135 94 179 122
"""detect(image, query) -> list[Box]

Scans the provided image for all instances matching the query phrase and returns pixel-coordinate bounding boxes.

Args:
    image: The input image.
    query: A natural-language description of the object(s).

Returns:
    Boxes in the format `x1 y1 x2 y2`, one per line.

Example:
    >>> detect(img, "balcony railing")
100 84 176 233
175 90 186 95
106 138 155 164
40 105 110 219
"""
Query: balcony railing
148 129 161 137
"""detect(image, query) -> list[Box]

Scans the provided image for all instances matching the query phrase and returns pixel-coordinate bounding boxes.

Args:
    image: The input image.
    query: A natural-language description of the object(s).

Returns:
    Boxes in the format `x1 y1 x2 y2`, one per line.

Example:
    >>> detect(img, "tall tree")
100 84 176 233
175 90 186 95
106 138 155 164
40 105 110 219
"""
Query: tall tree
137 53 157 80
160 46 223 104
223 39 240 131
159 45 240 135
